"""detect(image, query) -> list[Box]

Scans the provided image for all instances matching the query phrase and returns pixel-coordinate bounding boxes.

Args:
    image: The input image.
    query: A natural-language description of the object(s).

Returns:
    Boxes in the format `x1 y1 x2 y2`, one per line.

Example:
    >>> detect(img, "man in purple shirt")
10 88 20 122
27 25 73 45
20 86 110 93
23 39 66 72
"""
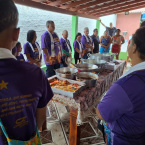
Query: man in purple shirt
0 0 53 144
81 27 94 59
96 27 145 145
41 21 61 78
60 30 72 67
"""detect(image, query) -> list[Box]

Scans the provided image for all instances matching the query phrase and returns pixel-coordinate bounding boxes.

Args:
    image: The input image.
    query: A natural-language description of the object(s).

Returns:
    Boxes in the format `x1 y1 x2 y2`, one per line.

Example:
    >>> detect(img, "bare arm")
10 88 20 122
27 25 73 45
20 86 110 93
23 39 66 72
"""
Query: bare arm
40 54 42 62
100 20 106 28
96 107 104 120
75 47 81 54
36 106 47 129
121 36 125 45
107 36 112 47
100 36 107 48
85 44 93 50
43 48 50 63
26 53 37 64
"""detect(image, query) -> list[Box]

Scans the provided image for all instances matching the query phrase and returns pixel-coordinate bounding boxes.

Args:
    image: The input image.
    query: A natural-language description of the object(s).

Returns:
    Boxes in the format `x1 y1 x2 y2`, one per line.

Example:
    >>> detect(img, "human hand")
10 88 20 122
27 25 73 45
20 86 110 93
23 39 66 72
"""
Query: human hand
36 62 41 67
104 47 108 51
84 48 88 54
46 56 50 63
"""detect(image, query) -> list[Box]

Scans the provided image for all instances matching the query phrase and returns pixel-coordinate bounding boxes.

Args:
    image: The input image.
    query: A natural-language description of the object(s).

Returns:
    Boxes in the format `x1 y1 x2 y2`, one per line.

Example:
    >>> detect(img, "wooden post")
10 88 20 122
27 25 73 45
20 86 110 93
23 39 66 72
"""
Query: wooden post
69 107 78 145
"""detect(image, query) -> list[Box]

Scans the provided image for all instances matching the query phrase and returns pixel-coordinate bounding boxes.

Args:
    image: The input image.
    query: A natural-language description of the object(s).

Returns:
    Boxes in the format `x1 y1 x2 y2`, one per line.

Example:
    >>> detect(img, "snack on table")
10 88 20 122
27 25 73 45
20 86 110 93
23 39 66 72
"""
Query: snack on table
50 79 81 92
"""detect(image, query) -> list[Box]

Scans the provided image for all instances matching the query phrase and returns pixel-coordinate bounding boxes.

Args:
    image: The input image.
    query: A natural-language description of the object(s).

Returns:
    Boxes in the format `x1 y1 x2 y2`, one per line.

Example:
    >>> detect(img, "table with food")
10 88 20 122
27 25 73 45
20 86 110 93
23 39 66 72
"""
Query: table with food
48 53 126 145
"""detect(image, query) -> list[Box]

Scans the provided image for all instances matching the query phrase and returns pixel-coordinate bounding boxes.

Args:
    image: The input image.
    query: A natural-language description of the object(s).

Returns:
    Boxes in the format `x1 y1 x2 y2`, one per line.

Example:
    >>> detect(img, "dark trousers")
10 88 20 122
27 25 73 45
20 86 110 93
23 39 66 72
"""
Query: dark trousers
60 56 68 67
82 52 92 59
46 63 60 78
75 58 81 64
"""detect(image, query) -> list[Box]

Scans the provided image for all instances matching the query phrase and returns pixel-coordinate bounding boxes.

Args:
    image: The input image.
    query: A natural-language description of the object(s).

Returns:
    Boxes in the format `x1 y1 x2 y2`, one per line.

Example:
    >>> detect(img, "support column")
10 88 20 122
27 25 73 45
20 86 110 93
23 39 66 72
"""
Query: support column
96 20 101 36
71 15 78 58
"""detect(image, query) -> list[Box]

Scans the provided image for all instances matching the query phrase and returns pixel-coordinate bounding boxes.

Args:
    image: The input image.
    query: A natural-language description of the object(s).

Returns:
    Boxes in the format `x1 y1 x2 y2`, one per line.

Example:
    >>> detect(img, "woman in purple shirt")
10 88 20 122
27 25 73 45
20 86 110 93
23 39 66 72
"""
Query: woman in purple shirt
16 42 25 61
73 33 83 64
24 30 42 67
97 27 145 145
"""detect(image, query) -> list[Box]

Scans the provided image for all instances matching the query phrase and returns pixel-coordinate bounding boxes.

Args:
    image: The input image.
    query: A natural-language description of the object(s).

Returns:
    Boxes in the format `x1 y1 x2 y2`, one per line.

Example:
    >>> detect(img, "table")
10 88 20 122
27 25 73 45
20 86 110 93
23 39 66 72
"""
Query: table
45 60 126 145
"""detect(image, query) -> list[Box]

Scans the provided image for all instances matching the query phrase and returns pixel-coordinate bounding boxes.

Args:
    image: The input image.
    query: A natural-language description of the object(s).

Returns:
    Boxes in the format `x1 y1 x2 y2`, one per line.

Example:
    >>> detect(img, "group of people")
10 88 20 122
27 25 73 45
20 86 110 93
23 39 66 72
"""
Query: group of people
12 19 125 78
97 21 145 145
1 0 145 145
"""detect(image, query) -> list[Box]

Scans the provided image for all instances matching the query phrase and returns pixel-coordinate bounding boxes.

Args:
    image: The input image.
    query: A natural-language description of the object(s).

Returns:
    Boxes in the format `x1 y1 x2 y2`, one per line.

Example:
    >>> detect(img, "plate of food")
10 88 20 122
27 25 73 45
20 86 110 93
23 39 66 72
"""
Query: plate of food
48 76 86 98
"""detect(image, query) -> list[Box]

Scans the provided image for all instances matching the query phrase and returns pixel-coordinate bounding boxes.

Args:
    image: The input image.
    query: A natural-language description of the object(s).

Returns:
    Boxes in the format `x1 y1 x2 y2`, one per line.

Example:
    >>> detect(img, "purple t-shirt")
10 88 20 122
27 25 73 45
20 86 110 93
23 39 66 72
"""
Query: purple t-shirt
98 70 145 145
81 35 93 50
0 58 53 144
41 31 60 65
23 42 40 62
16 53 25 61
60 38 71 53
73 40 81 52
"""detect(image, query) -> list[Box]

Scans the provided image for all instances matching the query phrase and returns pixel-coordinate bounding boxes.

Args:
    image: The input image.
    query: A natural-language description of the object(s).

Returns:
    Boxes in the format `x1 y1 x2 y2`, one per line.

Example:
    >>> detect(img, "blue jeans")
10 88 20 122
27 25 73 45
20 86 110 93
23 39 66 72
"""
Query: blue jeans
46 63 60 78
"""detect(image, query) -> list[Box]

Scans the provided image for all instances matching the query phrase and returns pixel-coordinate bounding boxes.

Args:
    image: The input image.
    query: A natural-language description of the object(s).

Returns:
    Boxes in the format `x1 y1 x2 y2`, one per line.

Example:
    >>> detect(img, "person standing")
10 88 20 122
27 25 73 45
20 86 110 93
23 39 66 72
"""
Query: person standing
24 30 42 66
60 30 72 67
100 31 112 53
41 21 61 78
12 46 17 57
81 27 94 59
100 20 117 37
112 29 125 59
97 26 145 145
73 33 83 64
16 42 25 61
0 0 53 144
91 29 100 53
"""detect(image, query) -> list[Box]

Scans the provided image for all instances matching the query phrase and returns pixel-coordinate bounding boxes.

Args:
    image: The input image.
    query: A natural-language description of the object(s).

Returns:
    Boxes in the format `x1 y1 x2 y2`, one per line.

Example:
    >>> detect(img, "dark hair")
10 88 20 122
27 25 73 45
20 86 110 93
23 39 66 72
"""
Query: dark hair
27 30 36 43
93 29 98 33
16 41 21 48
132 27 145 60
12 46 17 55
141 21 145 27
75 33 82 40
46 20 54 27
0 0 18 33
117 29 121 32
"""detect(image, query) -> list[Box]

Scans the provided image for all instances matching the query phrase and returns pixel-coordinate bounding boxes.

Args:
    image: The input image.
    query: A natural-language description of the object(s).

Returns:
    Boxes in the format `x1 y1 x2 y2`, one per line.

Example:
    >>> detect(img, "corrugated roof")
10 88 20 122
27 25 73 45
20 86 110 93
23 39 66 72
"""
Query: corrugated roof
13 0 145 19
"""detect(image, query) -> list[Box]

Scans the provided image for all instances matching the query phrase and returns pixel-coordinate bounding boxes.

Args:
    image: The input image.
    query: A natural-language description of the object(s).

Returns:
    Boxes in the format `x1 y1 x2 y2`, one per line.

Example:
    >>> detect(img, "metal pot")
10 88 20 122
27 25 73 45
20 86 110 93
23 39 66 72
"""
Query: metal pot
81 59 107 68
75 63 100 72
89 53 116 62
76 72 98 87
55 67 78 80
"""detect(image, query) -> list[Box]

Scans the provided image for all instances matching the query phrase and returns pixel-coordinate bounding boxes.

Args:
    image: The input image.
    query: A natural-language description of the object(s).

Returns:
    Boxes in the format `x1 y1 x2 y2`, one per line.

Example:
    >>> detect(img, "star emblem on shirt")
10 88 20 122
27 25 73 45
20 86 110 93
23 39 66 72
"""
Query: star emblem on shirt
0 80 8 90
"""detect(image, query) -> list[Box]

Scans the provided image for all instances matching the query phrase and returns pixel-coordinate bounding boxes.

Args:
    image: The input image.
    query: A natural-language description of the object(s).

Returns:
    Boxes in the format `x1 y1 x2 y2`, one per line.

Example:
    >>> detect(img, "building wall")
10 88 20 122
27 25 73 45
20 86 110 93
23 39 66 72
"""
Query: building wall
116 13 141 40
16 4 117 64
99 14 117 37
78 17 96 36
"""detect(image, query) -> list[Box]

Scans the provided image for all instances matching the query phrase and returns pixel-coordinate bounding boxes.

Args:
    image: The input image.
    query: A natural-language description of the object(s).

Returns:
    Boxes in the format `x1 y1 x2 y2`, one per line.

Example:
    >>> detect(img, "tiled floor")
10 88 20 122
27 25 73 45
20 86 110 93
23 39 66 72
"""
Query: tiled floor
40 62 131 145
40 101 105 145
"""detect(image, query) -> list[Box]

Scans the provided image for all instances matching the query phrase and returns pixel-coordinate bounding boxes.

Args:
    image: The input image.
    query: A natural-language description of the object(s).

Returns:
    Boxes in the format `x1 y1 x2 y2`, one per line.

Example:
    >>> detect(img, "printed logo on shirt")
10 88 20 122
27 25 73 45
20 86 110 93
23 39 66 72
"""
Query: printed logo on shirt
0 80 8 91
14 116 28 128
34 48 38 52
54 38 59 43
